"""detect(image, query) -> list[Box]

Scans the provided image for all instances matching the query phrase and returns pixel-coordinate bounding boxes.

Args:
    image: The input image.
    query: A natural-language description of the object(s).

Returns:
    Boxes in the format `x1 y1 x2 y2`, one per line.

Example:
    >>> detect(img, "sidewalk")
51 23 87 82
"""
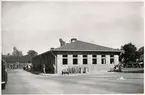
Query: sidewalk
38 71 113 76
39 73 59 76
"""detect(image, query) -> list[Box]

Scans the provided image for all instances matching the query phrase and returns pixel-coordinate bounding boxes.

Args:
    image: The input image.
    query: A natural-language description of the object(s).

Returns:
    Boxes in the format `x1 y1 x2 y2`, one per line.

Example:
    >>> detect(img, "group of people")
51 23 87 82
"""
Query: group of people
62 66 89 75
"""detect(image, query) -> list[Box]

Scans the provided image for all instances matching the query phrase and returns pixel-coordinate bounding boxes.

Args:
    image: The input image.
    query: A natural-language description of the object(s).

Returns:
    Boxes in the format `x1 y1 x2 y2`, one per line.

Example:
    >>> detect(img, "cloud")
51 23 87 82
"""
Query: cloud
2 2 144 55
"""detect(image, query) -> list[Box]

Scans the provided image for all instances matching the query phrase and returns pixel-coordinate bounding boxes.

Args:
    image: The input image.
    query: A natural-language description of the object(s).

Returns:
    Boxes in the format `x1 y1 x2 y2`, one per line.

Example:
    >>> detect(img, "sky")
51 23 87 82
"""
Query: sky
2 1 144 55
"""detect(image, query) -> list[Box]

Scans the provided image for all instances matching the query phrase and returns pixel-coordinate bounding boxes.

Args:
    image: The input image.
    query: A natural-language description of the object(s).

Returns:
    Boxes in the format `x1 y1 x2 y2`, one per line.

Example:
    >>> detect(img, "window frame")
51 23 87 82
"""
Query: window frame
110 55 114 64
83 55 88 65
62 55 68 65
101 55 106 64
73 55 78 65
92 55 97 64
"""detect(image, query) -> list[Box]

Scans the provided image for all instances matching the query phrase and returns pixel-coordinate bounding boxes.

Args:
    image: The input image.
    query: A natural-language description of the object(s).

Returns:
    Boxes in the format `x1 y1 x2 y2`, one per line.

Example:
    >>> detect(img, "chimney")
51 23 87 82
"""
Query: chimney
71 38 77 43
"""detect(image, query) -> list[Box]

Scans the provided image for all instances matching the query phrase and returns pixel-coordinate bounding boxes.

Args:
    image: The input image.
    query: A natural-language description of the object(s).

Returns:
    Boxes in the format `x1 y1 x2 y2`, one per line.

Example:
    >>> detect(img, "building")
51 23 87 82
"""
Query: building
32 39 123 74
2 55 32 69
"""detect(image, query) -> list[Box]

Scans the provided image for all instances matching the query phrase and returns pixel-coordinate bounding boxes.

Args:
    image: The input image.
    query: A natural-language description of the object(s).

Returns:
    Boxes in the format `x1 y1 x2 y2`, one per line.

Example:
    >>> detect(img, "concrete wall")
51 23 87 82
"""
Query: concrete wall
114 55 119 65
106 55 110 64
56 54 62 74
32 51 120 74
56 54 120 74
97 55 101 64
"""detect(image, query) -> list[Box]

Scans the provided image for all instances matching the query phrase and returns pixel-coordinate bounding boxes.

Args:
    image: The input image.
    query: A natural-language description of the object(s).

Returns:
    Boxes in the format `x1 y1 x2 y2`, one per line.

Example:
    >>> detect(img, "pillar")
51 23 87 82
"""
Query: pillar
78 55 83 65
56 54 62 74
88 55 92 65
114 55 119 65
106 55 110 64
97 55 101 64
68 55 73 66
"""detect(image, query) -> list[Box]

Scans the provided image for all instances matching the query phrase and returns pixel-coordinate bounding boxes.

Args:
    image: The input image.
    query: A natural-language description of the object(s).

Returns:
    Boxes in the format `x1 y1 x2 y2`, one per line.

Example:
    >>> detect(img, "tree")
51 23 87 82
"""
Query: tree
136 46 144 61
12 47 23 56
27 50 38 58
120 43 137 64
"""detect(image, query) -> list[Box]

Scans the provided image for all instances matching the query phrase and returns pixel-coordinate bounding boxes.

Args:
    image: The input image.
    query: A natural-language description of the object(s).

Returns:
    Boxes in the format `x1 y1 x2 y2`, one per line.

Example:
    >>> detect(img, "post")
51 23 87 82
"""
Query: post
97 55 101 64
57 54 62 74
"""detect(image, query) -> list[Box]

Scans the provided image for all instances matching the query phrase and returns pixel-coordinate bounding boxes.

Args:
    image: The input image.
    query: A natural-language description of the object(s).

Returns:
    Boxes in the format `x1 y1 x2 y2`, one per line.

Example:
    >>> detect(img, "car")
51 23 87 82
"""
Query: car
1 59 8 90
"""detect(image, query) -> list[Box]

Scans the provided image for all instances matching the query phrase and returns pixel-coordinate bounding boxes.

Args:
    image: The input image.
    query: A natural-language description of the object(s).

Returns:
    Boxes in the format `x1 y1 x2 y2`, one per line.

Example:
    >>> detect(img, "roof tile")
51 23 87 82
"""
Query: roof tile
53 40 121 52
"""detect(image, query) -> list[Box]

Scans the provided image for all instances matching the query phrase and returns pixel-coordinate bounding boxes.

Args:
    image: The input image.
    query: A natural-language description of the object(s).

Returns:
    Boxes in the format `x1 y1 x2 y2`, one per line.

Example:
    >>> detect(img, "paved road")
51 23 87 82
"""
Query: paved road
2 69 144 94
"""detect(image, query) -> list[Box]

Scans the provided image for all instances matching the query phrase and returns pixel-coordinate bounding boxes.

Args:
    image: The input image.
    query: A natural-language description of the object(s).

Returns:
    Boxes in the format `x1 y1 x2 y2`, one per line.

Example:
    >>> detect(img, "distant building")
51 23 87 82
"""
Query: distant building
2 55 32 69
32 39 123 74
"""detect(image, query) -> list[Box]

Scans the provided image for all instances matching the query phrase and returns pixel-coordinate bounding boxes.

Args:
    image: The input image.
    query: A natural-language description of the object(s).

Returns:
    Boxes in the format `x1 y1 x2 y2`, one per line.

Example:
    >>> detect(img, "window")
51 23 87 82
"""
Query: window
101 59 106 64
110 55 114 57
73 59 78 65
102 55 105 57
83 55 87 64
62 55 68 65
83 55 87 57
110 55 114 64
101 55 106 64
83 59 87 64
92 55 97 64
93 55 96 57
92 59 97 64
73 55 78 65
63 59 67 65
110 59 114 64
73 55 77 57
63 55 67 57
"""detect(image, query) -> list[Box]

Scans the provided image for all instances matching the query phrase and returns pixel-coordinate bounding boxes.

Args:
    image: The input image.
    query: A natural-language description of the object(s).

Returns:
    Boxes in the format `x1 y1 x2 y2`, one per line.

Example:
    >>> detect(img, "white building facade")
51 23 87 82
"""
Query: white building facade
32 39 122 74
56 53 120 74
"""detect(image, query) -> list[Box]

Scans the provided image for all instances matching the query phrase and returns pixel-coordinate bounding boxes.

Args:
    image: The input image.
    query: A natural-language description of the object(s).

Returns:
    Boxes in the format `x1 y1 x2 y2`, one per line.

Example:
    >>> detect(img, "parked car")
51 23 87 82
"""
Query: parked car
1 59 8 90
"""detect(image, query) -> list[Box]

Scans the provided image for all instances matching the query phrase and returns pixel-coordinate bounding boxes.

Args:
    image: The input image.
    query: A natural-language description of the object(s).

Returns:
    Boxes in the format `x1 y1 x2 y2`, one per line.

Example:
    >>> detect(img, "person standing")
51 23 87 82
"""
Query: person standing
43 64 46 73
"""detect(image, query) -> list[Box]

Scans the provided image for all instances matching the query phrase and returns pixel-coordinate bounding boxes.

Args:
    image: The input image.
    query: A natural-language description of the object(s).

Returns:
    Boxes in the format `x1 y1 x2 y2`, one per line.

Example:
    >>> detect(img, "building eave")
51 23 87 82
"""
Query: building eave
53 49 123 52
33 49 122 59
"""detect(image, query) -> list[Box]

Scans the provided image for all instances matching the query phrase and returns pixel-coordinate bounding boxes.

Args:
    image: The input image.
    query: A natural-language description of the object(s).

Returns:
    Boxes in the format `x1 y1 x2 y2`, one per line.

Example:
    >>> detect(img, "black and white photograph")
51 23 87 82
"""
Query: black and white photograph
1 0 144 94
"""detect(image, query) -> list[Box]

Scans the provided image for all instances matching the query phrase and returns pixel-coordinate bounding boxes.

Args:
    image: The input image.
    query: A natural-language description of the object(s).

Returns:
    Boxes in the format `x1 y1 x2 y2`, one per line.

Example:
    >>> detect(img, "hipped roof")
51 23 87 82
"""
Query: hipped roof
53 40 122 52
2 55 32 62
34 40 123 58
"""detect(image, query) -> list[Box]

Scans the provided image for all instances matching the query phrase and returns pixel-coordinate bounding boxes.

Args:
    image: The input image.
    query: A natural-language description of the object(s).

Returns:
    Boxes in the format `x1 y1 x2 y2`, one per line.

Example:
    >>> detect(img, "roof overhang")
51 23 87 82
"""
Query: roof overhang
33 49 123 58
53 49 123 52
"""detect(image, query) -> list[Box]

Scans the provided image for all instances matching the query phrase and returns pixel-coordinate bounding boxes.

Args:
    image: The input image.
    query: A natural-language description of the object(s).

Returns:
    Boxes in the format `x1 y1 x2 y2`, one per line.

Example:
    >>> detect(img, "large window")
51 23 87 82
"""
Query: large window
110 55 114 64
83 55 88 64
92 55 97 64
101 55 106 64
63 55 68 65
83 59 87 64
73 55 78 65
63 55 67 57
